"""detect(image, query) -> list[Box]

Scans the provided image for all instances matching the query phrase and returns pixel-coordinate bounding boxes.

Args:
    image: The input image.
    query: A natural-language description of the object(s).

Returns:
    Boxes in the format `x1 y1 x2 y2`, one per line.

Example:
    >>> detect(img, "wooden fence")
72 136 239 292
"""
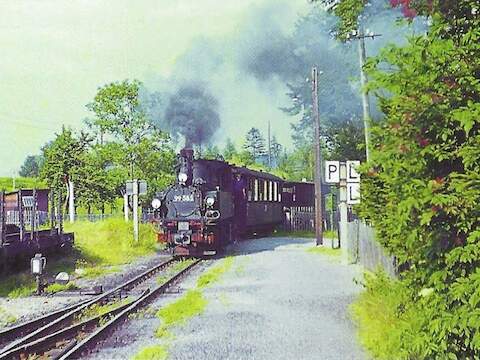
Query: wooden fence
346 220 396 277
284 207 338 232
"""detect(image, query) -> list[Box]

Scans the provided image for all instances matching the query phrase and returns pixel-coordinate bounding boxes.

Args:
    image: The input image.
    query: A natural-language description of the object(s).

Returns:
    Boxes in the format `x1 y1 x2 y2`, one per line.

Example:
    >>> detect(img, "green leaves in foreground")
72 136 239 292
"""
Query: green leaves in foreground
348 1 480 358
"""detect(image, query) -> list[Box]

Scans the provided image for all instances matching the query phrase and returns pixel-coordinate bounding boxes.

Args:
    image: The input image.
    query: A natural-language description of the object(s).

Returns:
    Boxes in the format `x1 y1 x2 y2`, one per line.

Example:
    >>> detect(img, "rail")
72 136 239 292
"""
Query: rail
0 258 201 359
0 257 176 357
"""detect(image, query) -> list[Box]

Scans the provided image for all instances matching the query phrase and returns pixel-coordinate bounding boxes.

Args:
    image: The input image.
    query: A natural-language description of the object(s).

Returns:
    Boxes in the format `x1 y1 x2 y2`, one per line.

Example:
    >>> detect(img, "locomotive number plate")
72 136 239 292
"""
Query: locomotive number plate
178 221 189 231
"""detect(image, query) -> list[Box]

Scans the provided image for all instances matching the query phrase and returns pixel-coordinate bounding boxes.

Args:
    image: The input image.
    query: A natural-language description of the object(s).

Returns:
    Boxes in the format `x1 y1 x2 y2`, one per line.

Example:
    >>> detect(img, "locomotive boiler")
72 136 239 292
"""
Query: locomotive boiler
151 149 235 256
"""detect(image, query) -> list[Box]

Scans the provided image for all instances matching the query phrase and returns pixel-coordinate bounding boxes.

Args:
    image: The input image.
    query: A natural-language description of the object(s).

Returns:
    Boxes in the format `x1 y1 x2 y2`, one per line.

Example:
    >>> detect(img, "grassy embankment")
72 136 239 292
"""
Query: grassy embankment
0 177 46 192
349 271 413 360
0 218 158 298
133 257 235 360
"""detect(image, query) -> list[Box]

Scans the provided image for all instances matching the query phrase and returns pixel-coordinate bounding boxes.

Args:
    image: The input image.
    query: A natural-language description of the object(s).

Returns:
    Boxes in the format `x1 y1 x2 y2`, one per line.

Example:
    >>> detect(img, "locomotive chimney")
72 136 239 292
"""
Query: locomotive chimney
179 148 194 186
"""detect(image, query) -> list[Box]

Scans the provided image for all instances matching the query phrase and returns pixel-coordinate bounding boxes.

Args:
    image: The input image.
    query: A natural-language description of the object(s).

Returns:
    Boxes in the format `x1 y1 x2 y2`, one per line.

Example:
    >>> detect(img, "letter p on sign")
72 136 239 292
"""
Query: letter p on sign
325 161 340 183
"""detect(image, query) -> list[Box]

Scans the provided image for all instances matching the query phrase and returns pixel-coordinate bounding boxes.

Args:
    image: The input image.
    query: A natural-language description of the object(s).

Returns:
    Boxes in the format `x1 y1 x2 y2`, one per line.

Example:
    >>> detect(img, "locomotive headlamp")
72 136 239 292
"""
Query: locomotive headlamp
178 173 188 184
205 196 215 207
151 198 162 209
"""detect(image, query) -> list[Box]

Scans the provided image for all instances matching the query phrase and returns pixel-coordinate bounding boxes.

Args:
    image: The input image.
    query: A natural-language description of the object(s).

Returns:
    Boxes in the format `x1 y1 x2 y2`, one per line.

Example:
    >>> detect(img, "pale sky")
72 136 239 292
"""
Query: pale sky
0 0 307 176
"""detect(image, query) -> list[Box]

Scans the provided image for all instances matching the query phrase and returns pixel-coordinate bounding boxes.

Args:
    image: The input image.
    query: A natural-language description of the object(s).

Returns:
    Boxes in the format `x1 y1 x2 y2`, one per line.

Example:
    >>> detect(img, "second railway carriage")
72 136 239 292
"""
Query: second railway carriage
233 167 284 237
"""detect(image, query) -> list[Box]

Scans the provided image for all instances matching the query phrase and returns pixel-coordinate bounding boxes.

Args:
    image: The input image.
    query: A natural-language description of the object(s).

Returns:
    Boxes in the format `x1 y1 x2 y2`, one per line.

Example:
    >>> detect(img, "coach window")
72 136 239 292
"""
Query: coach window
247 178 253 201
263 180 268 201
254 178 259 201
259 179 264 201
273 182 277 202
268 181 273 201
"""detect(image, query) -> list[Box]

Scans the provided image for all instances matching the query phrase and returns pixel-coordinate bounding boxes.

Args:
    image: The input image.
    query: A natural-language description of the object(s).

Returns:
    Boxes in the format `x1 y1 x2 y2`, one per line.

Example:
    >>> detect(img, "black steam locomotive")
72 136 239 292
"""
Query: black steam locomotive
151 148 286 256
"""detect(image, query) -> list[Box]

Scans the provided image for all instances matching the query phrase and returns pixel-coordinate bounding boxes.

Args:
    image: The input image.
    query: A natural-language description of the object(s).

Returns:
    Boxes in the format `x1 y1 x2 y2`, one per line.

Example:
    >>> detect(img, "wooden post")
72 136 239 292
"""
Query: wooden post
68 181 75 223
133 180 139 242
358 32 371 161
0 191 5 247
57 190 63 237
311 66 324 246
50 190 56 235
31 189 37 243
18 190 25 242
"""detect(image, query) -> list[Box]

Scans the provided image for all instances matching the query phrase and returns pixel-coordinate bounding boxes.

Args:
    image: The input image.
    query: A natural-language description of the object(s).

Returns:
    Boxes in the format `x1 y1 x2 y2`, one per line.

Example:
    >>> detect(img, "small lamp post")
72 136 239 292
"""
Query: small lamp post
31 253 47 295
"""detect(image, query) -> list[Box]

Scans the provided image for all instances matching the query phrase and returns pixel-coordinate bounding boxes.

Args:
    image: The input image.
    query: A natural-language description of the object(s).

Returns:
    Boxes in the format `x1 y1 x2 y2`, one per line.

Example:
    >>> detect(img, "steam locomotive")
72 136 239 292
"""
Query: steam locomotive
151 148 287 256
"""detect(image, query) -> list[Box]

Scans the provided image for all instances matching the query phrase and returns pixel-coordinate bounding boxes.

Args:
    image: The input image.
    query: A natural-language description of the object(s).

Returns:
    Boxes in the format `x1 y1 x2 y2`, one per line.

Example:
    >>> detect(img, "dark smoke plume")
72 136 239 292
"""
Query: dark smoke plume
164 84 220 147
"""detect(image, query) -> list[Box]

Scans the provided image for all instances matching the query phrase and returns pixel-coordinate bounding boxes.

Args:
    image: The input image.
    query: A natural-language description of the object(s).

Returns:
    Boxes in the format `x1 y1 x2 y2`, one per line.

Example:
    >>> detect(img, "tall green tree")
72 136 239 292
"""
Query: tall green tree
87 79 155 178
19 155 43 177
40 127 92 199
269 135 283 165
223 138 238 161
243 128 266 160
324 118 366 161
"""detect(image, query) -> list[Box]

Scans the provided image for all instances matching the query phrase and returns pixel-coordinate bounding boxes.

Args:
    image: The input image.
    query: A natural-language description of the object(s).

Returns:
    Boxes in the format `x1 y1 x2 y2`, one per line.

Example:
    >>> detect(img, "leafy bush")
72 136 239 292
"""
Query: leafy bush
352 1 480 358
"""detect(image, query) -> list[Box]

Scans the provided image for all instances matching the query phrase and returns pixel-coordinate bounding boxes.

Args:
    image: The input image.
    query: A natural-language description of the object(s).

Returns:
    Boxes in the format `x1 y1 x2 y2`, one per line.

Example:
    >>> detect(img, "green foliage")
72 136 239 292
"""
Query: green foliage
338 1 480 358
223 138 238 161
86 79 176 199
350 272 416 360
19 155 43 177
64 218 158 267
324 118 366 161
243 127 266 159
276 145 314 181
133 345 167 360
40 127 92 190
0 177 46 192
0 272 36 298
45 282 78 294
0 307 17 327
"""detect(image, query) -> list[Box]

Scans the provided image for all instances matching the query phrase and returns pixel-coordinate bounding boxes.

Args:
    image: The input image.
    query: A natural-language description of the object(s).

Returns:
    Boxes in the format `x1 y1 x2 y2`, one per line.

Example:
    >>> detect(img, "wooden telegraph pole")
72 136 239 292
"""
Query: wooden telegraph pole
311 66 323 246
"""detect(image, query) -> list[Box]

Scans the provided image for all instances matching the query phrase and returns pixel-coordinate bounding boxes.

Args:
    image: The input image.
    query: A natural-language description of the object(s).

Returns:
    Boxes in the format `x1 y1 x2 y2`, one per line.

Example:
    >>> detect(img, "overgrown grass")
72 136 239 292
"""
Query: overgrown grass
45 282 78 294
350 271 414 360
156 259 195 285
0 273 36 298
0 306 17 327
75 298 133 324
307 246 341 257
155 290 207 338
0 218 159 298
272 229 338 240
197 257 234 289
272 230 316 238
324 230 338 239
64 217 158 278
133 345 168 360
0 177 46 192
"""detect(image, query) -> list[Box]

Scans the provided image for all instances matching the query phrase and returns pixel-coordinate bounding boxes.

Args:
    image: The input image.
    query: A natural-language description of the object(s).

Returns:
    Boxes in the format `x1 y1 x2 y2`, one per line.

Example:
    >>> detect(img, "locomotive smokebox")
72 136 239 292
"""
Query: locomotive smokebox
178 148 194 186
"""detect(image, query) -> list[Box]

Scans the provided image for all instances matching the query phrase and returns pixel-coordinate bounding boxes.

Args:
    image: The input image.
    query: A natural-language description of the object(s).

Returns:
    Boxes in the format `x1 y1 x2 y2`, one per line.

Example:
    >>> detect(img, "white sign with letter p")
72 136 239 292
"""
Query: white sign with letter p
325 161 340 183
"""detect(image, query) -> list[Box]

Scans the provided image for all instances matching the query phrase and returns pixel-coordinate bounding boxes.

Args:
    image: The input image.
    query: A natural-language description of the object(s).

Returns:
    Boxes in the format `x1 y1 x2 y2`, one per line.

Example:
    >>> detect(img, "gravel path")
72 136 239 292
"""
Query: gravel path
167 237 366 360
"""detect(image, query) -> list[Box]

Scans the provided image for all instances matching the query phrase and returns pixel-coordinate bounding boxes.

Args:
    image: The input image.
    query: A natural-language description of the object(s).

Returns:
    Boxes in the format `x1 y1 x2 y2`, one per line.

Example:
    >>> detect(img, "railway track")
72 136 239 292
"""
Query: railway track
0 257 201 360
